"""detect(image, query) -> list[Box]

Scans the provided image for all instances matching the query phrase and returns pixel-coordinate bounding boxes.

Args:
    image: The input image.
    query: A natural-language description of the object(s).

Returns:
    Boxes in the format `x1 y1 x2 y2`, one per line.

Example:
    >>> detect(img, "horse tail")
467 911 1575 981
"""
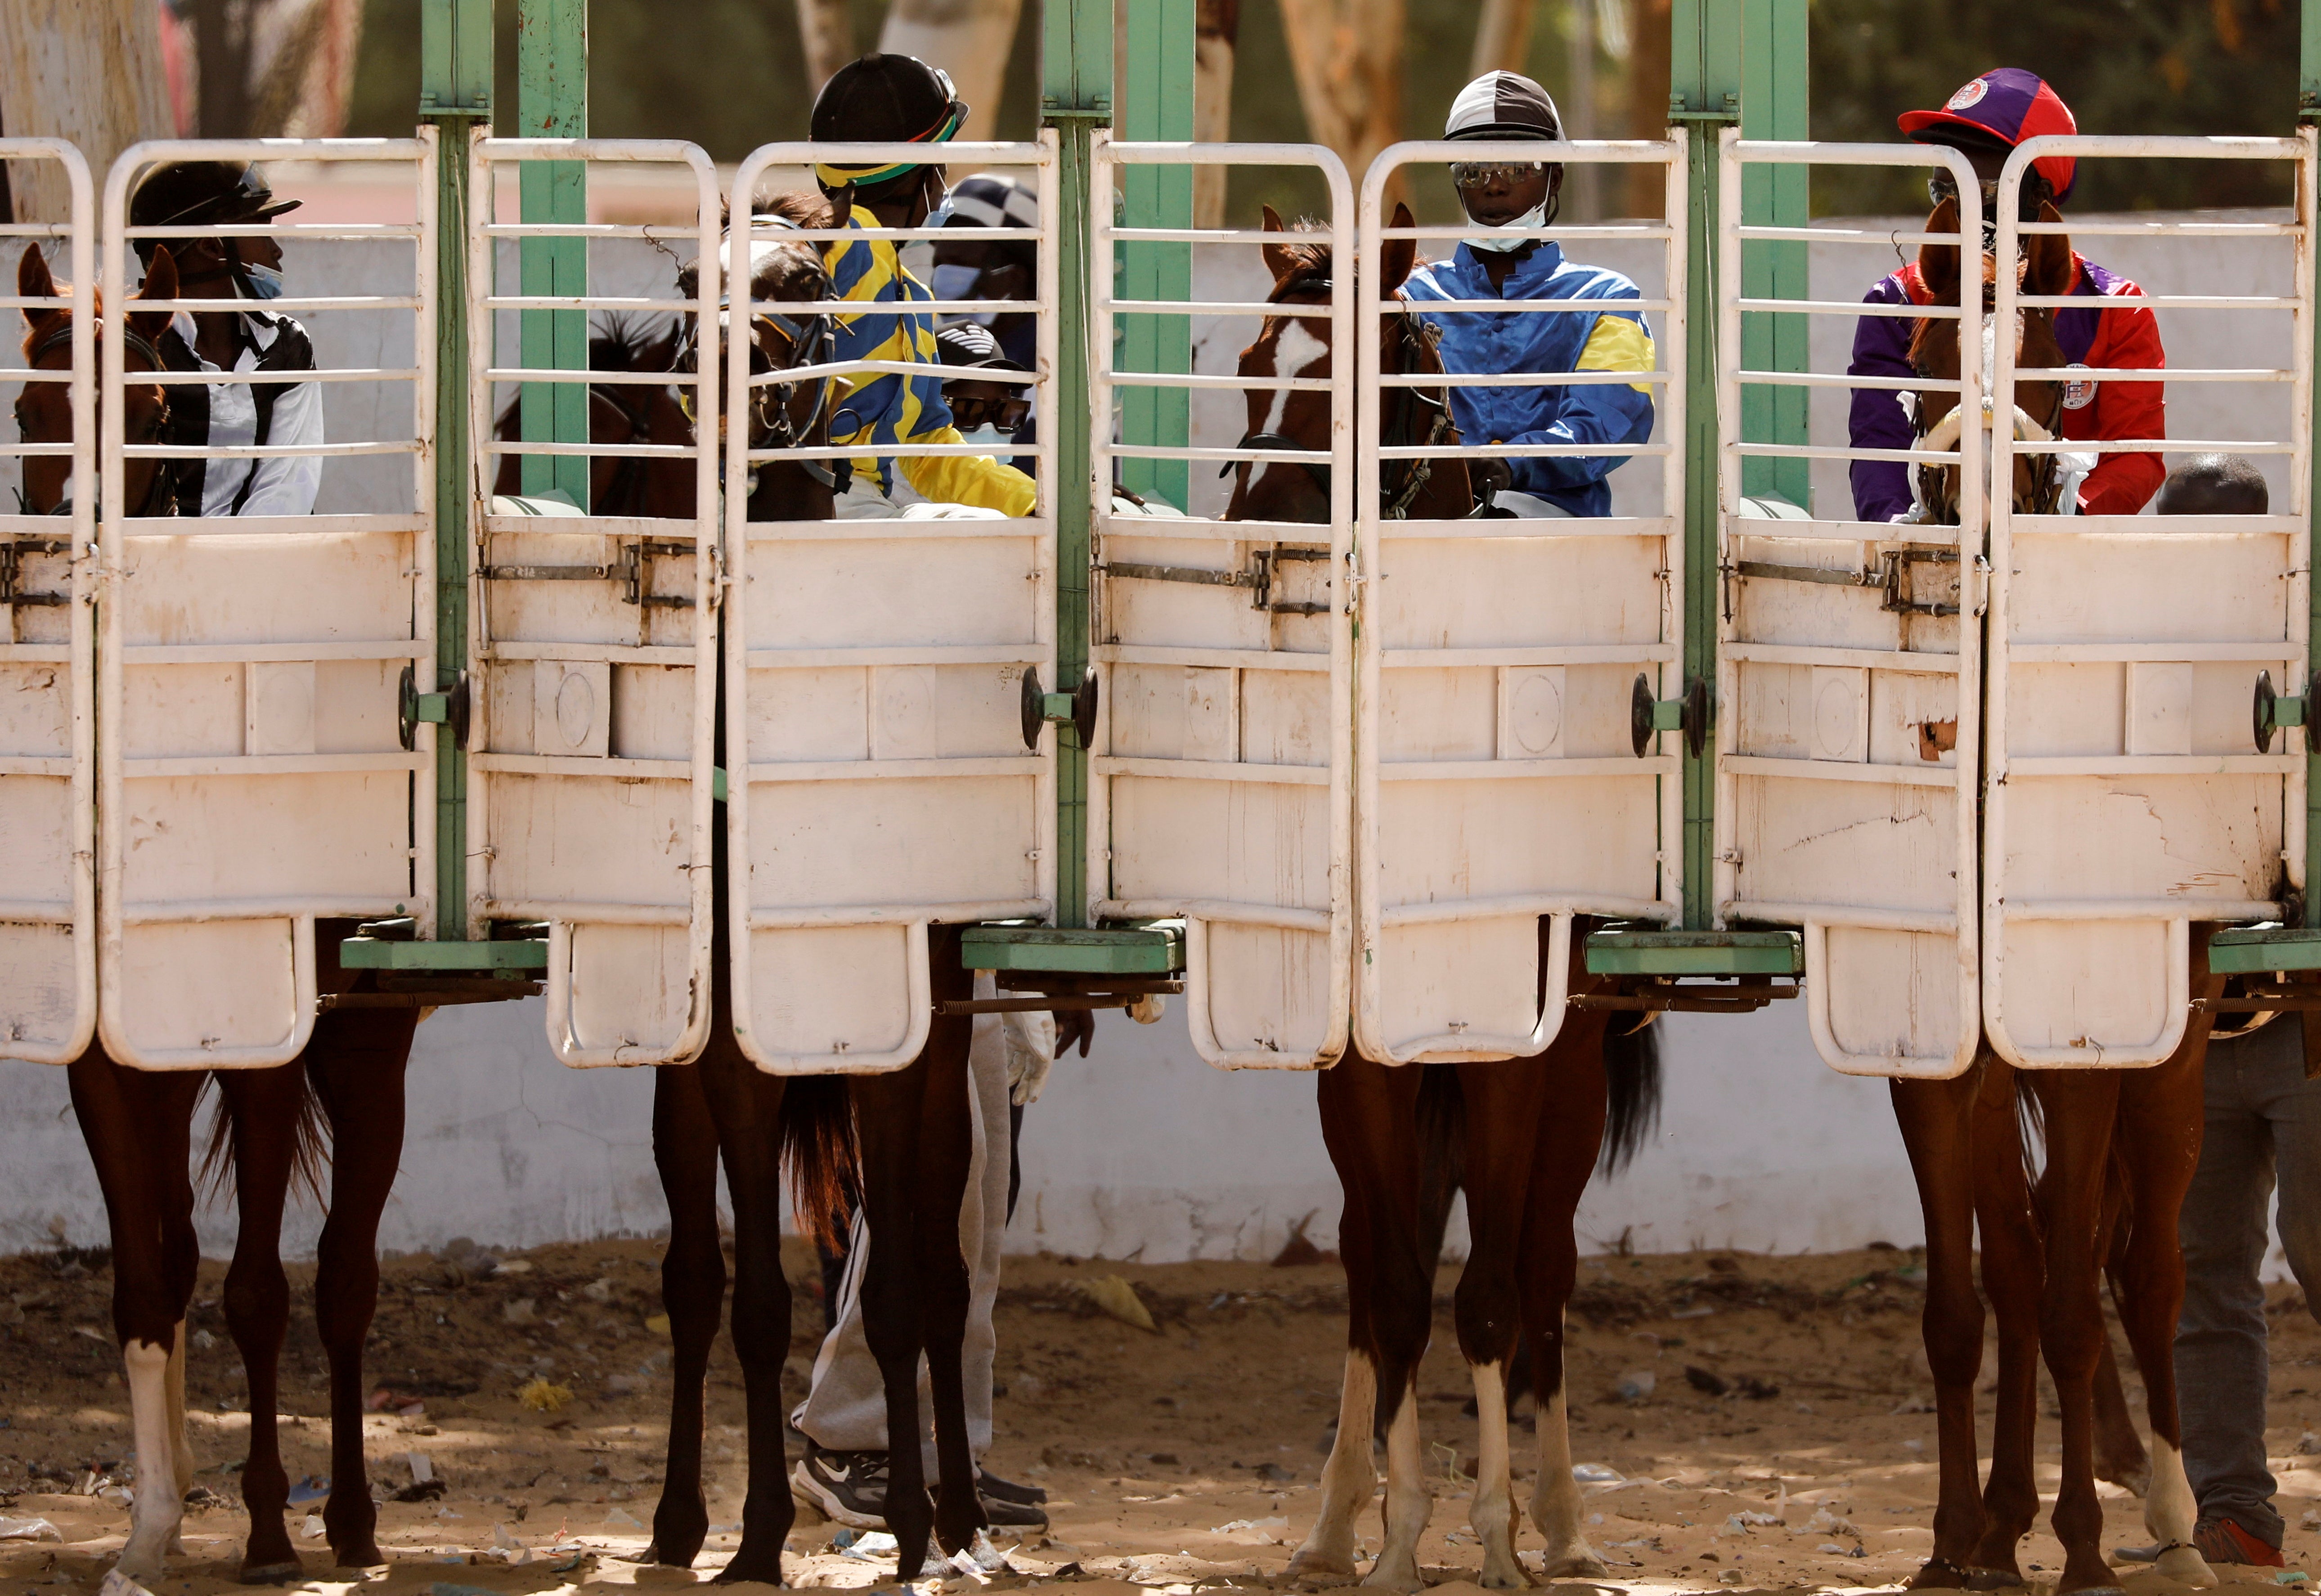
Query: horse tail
1599 1015 1663 1175
195 1071 330 1208
780 1073 860 1248
2013 1065 2048 1203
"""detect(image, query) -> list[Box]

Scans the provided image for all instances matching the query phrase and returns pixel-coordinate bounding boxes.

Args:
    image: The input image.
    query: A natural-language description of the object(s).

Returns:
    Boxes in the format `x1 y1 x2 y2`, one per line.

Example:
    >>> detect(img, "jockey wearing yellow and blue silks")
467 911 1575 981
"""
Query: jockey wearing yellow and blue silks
811 54 1035 518
1400 71 1655 518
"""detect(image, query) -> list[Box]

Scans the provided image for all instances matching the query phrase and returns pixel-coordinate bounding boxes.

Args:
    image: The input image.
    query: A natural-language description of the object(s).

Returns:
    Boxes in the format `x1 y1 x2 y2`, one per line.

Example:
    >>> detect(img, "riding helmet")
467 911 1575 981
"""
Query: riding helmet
1444 70 1563 142
1899 68 2078 203
810 54 968 201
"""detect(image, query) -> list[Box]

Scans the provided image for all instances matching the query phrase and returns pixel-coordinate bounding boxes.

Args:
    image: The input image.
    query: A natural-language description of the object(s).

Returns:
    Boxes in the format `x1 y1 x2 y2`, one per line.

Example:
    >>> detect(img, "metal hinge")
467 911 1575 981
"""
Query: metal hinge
0 539 72 609
1101 546 1331 616
479 539 696 608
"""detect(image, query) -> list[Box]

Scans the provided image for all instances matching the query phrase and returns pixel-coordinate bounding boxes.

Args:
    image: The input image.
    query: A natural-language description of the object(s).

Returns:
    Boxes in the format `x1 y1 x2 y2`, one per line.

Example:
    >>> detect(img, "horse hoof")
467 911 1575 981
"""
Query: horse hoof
1965 1566 2024 1590
711 1548 787 1586
1539 1551 1610 1581
1288 1548 1359 1579
2155 1547 2218 1589
1360 1560 1424 1594
1908 1560 1976 1591
642 1540 700 1570
329 1544 385 1572
236 1561 303 1586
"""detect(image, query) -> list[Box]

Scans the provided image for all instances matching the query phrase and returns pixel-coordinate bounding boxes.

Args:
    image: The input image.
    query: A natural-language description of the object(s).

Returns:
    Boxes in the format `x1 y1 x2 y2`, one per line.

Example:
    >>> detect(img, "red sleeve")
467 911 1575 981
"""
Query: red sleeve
2065 278 2165 516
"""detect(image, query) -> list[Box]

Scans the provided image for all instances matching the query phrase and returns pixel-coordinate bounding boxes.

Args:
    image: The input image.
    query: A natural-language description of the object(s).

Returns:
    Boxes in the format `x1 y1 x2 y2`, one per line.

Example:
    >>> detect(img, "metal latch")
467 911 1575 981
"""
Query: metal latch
1630 672 1711 759
1020 665 1099 751
0 539 71 609
1101 545 1330 616
1731 547 1960 618
478 539 696 608
2254 668 2317 753
398 665 471 752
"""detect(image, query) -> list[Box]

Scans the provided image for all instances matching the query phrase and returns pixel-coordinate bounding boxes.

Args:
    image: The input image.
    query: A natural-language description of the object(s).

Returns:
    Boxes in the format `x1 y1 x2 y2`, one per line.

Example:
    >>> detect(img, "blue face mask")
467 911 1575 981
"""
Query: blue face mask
925 190 956 229
958 422 1012 448
930 264 997 325
239 263 285 300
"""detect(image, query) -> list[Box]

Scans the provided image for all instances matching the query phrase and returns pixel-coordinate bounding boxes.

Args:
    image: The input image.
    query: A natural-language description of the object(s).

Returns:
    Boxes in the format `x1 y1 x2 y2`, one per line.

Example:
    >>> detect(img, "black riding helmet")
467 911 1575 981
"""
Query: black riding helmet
128 161 299 264
811 53 969 207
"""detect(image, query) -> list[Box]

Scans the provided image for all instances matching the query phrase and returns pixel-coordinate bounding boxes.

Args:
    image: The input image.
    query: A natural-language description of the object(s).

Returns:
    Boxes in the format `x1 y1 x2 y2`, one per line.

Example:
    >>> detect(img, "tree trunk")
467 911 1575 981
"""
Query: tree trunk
1276 0 1405 195
0 0 173 223
796 0 854 104
1192 0 1239 229
1627 0 1669 219
276 0 364 138
879 0 1027 142
1468 0 1536 78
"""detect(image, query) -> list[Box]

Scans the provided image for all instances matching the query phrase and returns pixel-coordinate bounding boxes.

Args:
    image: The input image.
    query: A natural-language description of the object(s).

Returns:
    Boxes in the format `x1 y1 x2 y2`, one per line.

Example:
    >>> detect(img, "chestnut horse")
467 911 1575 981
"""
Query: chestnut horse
15 241 424 1582
1892 198 2217 1595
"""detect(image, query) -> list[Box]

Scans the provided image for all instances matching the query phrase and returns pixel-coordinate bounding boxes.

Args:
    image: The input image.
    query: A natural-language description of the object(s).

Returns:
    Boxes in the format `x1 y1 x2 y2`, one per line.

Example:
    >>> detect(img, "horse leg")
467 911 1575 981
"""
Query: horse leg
1965 1052 2043 1585
1355 1056 1434 1593
211 1063 310 1580
645 1063 725 1569
691 1028 796 1585
67 1047 205 1579
305 1009 418 1569
914 931 983 1557
852 1049 943 1578
1288 1053 1427 1585
2093 1166 2153 1496
1891 1058 1992 1588
2116 1038 2219 1588
2025 1067 2128 1596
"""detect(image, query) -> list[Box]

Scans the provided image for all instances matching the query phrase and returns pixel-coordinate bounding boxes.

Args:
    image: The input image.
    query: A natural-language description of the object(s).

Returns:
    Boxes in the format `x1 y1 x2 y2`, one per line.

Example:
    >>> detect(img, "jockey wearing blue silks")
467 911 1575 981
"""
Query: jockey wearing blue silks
1400 71 1656 518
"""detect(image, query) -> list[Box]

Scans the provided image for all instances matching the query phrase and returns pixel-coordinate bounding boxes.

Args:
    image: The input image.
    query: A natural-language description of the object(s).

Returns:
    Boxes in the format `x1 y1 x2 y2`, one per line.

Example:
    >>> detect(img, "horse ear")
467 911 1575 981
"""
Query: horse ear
1918 195 1961 305
127 246 177 345
18 245 62 338
1260 204 1300 284
1379 201 1417 295
2025 200 2074 298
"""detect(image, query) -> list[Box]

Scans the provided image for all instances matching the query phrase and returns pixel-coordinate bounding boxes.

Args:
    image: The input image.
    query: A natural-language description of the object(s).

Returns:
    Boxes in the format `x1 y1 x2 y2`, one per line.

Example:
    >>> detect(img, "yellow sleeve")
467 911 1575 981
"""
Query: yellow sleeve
898 428 1038 517
1576 314 1657 394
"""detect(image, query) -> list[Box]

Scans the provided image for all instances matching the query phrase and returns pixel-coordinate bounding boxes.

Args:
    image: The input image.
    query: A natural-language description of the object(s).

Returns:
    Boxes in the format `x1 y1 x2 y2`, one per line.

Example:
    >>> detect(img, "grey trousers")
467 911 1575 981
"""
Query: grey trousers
792 977 1010 1478
2175 1013 2321 1547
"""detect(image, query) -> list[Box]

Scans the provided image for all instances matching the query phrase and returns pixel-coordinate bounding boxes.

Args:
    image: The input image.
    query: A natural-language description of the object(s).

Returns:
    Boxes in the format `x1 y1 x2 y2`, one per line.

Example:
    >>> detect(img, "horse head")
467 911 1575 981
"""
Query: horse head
15 243 177 517
1905 194 2078 521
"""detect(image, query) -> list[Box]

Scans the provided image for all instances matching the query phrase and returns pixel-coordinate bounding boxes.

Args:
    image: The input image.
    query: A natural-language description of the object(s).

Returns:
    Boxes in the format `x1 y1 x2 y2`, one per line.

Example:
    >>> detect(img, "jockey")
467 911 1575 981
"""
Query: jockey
127 160 321 517
1400 70 1655 518
809 54 1036 519
1848 68 2165 521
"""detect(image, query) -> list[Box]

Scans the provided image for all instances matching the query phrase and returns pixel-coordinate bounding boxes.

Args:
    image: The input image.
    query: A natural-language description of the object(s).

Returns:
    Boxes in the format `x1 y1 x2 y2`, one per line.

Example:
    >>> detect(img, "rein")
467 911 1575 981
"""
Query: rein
18 317 178 518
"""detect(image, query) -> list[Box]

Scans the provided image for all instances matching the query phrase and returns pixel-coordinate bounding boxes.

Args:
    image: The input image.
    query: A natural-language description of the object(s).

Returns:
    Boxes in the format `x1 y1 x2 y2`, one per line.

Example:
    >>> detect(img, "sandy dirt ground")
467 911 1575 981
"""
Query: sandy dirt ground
4 1239 2321 1596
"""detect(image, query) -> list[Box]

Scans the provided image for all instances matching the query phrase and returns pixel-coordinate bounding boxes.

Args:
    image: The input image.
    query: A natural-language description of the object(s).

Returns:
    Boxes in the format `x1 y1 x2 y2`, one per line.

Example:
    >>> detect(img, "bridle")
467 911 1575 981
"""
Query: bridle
1224 269 1335 506
13 317 178 517
676 238 844 498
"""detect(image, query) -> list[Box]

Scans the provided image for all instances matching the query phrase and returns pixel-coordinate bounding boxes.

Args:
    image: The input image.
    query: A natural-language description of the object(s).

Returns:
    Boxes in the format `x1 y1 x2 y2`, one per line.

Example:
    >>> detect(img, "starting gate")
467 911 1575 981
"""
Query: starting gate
0 140 96 1065
1984 133 2317 1066
1714 139 1985 1078
99 136 440 1069
724 139 1058 1073
466 138 723 1067
1086 137 1354 1070
1355 138 1687 1064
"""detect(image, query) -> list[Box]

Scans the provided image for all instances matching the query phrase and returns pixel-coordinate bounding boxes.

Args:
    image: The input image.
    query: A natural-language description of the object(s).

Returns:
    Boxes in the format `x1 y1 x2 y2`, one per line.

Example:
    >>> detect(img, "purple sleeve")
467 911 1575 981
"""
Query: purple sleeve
1847 277 1918 523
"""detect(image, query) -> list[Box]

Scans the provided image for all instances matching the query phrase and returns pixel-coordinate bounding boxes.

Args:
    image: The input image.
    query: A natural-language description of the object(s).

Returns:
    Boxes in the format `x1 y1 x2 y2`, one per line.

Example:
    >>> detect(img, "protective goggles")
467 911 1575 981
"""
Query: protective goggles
1926 169 2050 224
1449 160 1547 192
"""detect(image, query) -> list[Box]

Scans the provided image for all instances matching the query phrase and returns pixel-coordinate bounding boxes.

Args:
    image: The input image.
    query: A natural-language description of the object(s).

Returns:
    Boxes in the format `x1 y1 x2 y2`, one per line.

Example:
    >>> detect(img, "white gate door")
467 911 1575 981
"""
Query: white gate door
1984 132 2315 1067
725 139 1056 1074
1353 138 1685 1065
467 139 722 1067
0 140 96 1064
1087 137 1353 1069
98 136 438 1069
1714 137 1985 1078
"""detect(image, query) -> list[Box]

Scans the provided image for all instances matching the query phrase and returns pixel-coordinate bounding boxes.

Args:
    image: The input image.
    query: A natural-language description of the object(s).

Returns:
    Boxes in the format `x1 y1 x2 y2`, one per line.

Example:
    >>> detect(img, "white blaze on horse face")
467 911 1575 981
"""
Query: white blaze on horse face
1258 321 1329 438
1467 1361 1524 1589
2147 1437 2220 1588
116 1336 184 1578
1289 1350 1377 1578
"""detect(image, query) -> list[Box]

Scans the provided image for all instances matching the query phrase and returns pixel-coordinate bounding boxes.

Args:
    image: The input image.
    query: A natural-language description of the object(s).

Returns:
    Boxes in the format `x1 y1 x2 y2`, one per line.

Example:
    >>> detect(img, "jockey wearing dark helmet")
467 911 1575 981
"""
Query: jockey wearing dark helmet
802 53 1034 518
1847 68 2166 522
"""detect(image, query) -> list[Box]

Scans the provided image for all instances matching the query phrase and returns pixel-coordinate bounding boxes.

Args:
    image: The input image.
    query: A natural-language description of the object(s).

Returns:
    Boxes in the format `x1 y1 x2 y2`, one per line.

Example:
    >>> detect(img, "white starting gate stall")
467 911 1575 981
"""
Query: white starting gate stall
1713 139 1986 1078
1085 138 1354 1069
723 140 1058 1073
98 136 439 1069
0 140 96 1065
465 139 723 1067
1355 139 1687 1064
1984 133 2317 1067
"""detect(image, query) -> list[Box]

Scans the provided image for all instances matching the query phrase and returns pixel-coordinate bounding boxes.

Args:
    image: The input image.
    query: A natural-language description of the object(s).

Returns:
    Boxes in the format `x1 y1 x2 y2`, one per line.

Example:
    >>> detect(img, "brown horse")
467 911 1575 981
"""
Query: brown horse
1890 199 2217 1595
491 314 699 514
17 240 434 1582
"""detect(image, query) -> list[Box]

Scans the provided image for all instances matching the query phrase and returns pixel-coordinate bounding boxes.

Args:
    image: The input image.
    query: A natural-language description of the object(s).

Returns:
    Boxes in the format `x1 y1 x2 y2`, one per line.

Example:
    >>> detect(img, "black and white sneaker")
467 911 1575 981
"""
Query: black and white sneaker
791 1445 889 1530
978 1469 1047 1507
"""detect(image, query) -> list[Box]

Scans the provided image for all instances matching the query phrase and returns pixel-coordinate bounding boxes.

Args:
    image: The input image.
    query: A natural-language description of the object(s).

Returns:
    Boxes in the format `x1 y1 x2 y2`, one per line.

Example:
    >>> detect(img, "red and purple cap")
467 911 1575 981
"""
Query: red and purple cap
1898 68 2078 202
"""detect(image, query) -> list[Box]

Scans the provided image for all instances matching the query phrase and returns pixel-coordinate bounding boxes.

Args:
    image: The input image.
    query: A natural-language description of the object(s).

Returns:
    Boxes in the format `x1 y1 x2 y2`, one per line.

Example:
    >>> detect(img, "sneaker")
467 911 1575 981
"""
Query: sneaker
791 1446 889 1531
2117 1517 2284 1569
979 1490 1049 1531
978 1469 1048 1507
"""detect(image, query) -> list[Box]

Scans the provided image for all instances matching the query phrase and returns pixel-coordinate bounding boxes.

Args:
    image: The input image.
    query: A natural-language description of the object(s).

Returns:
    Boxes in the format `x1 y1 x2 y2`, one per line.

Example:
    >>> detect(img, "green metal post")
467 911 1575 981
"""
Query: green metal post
420 0 492 941
2306 0 2321 928
1738 0 1806 508
1670 0 1740 931
1116 0 1193 511
518 0 589 507
1045 0 1113 928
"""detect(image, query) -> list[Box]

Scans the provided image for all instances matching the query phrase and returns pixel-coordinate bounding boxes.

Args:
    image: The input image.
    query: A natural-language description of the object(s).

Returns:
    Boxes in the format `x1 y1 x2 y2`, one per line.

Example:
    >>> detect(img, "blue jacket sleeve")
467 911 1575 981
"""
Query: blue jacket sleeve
1849 278 1920 522
1501 310 1656 497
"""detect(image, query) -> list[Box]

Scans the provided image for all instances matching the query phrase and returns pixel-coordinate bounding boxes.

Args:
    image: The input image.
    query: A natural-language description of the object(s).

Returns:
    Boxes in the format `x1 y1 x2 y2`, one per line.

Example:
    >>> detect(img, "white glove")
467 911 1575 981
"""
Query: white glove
1004 1007 1056 1106
2052 450 2098 516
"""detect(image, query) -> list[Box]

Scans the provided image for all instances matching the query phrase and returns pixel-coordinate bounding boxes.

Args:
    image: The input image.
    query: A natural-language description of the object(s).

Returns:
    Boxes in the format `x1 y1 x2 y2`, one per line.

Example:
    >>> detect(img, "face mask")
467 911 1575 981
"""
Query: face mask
1464 200 1548 253
239 263 285 300
925 190 956 229
930 263 997 325
958 423 1012 448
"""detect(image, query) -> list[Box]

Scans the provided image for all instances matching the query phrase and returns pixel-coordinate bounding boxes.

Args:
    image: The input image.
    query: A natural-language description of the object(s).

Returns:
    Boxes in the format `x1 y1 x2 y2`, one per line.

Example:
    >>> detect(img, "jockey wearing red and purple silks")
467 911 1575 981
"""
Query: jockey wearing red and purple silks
1848 68 2166 522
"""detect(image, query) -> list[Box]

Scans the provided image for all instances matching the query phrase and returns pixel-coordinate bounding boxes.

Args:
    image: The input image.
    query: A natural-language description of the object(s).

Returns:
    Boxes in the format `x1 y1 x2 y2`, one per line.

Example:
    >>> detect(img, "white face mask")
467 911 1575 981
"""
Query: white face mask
930 263 997 326
958 422 1012 448
1464 200 1548 253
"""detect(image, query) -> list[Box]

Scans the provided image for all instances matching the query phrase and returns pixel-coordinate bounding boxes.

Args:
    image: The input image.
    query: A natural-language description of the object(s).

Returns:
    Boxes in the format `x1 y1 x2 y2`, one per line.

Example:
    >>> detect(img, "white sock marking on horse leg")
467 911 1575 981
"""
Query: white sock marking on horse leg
1289 1351 1376 1577
2148 1438 2218 1587
1468 1361 1525 1588
116 1337 182 1577
164 1321 193 1552
1531 1388 1608 1578
1363 1384 1430 1592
